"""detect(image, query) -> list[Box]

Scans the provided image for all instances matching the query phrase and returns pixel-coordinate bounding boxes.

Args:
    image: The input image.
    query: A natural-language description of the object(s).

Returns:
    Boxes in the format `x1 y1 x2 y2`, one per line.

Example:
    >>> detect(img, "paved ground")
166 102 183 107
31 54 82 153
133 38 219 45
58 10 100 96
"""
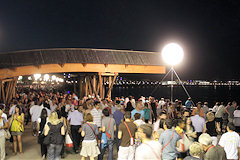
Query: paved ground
5 124 117 160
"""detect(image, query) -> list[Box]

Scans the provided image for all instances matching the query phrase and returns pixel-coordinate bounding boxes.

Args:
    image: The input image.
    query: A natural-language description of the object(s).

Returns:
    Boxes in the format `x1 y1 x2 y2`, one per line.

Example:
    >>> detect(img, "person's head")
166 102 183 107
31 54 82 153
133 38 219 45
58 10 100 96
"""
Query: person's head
0 109 2 117
186 117 192 125
177 119 185 129
43 101 50 110
94 101 100 109
204 102 208 106
48 111 60 125
183 110 190 117
78 105 84 112
134 113 141 120
206 112 215 121
198 133 213 151
159 119 166 129
85 113 93 122
227 122 235 132
197 102 202 108
195 110 200 115
159 111 167 120
15 105 22 114
144 102 148 108
163 119 173 130
232 101 237 107
137 124 153 140
40 108 48 119
116 104 122 110
0 104 5 112
136 102 143 110
74 105 79 110
102 108 110 117
189 142 204 158
124 111 131 119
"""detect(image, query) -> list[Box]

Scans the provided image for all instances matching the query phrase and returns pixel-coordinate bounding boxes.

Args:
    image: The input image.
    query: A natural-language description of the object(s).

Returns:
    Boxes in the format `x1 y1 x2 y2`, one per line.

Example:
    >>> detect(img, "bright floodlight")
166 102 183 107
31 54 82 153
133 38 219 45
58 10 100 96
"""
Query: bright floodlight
34 74 41 80
162 43 184 65
44 74 50 81
52 75 57 81
18 76 23 81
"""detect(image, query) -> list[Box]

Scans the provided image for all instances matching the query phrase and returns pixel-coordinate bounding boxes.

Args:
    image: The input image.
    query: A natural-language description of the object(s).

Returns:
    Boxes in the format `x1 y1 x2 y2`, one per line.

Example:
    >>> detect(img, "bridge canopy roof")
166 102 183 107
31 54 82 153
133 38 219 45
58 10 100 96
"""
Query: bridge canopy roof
0 48 164 69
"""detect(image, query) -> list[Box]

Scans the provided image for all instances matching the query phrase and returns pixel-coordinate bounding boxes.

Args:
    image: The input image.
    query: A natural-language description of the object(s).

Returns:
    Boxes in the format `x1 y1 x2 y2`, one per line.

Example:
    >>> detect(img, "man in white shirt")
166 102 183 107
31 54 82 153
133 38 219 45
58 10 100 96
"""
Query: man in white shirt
191 111 205 141
90 102 102 128
219 122 240 160
30 100 43 136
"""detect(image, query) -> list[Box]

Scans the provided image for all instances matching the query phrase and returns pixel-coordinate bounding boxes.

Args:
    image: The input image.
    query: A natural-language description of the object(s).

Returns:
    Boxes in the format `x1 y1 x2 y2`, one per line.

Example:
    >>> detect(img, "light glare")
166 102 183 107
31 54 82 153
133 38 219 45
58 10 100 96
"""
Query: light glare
162 43 184 65
34 74 41 80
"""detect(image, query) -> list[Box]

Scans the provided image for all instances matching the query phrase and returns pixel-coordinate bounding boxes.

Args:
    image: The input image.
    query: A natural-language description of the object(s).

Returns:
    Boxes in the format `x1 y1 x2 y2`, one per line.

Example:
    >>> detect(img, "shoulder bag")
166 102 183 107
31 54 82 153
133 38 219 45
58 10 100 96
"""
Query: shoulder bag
123 122 134 145
86 123 98 141
105 118 112 139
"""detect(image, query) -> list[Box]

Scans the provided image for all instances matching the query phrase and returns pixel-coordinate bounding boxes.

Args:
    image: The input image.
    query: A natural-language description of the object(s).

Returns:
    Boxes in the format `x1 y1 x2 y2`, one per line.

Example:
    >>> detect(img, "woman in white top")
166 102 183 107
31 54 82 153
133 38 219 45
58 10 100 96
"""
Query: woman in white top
0 109 8 160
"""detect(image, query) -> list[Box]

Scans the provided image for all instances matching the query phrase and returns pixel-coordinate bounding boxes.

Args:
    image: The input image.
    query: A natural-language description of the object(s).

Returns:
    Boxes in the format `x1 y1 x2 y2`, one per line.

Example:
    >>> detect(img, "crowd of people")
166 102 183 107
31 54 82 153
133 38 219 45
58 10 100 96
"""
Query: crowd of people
0 90 240 160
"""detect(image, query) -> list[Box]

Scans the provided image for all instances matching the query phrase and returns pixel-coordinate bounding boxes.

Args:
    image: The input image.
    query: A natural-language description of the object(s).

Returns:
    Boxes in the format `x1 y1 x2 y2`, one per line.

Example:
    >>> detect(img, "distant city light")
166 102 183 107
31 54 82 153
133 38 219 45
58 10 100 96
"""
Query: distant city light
44 74 50 81
52 75 57 81
18 76 23 80
34 74 41 80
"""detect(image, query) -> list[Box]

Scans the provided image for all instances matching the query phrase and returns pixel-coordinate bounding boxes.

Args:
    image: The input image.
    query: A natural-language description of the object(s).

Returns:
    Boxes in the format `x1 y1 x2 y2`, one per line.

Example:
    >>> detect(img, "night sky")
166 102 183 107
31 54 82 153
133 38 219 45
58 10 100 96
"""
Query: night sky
0 0 240 80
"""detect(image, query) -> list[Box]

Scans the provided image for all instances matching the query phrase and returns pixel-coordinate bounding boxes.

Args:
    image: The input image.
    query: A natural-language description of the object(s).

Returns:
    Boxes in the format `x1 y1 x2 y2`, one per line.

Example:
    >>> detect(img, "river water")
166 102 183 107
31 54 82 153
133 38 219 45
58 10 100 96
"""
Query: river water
111 85 240 107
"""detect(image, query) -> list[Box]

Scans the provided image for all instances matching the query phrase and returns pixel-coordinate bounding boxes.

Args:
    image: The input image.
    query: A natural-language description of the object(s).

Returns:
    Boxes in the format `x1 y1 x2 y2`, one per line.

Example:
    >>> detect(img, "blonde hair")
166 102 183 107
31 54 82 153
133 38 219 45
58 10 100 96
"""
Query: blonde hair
0 109 2 115
48 112 61 125
189 142 203 157
207 112 215 121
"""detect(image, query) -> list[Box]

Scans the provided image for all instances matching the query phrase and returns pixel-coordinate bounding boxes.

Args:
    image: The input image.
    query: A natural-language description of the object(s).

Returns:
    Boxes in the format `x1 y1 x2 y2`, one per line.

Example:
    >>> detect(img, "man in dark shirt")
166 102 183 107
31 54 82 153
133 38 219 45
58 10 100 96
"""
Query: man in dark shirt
118 111 137 160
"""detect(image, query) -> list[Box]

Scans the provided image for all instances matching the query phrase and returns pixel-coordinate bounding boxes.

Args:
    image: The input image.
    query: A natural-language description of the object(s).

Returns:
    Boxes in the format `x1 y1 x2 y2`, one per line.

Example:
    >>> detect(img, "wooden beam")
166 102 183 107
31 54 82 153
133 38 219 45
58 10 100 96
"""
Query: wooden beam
73 78 77 94
87 76 93 96
0 81 1 101
99 73 103 99
1 82 5 104
12 78 17 99
92 75 96 95
79 77 83 99
85 76 88 97
102 77 106 99
7 80 14 104
0 63 165 80
107 76 112 99
107 72 118 99
5 81 11 103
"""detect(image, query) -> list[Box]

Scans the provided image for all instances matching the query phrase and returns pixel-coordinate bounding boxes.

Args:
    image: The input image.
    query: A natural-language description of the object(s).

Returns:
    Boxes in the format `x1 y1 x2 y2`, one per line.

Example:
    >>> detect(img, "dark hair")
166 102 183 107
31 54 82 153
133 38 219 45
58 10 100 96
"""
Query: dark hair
177 119 185 125
164 119 173 129
140 124 153 139
159 119 166 129
15 105 22 114
144 102 148 108
43 101 50 110
134 113 141 120
102 108 110 117
160 111 167 116
94 101 100 106
228 122 236 131
40 108 48 119
0 104 5 110
115 100 120 104
125 111 131 119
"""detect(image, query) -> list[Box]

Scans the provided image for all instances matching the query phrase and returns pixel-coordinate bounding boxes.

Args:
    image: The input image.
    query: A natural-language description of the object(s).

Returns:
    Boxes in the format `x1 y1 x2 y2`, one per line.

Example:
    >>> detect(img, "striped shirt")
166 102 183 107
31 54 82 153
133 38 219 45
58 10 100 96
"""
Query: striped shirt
91 108 102 127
